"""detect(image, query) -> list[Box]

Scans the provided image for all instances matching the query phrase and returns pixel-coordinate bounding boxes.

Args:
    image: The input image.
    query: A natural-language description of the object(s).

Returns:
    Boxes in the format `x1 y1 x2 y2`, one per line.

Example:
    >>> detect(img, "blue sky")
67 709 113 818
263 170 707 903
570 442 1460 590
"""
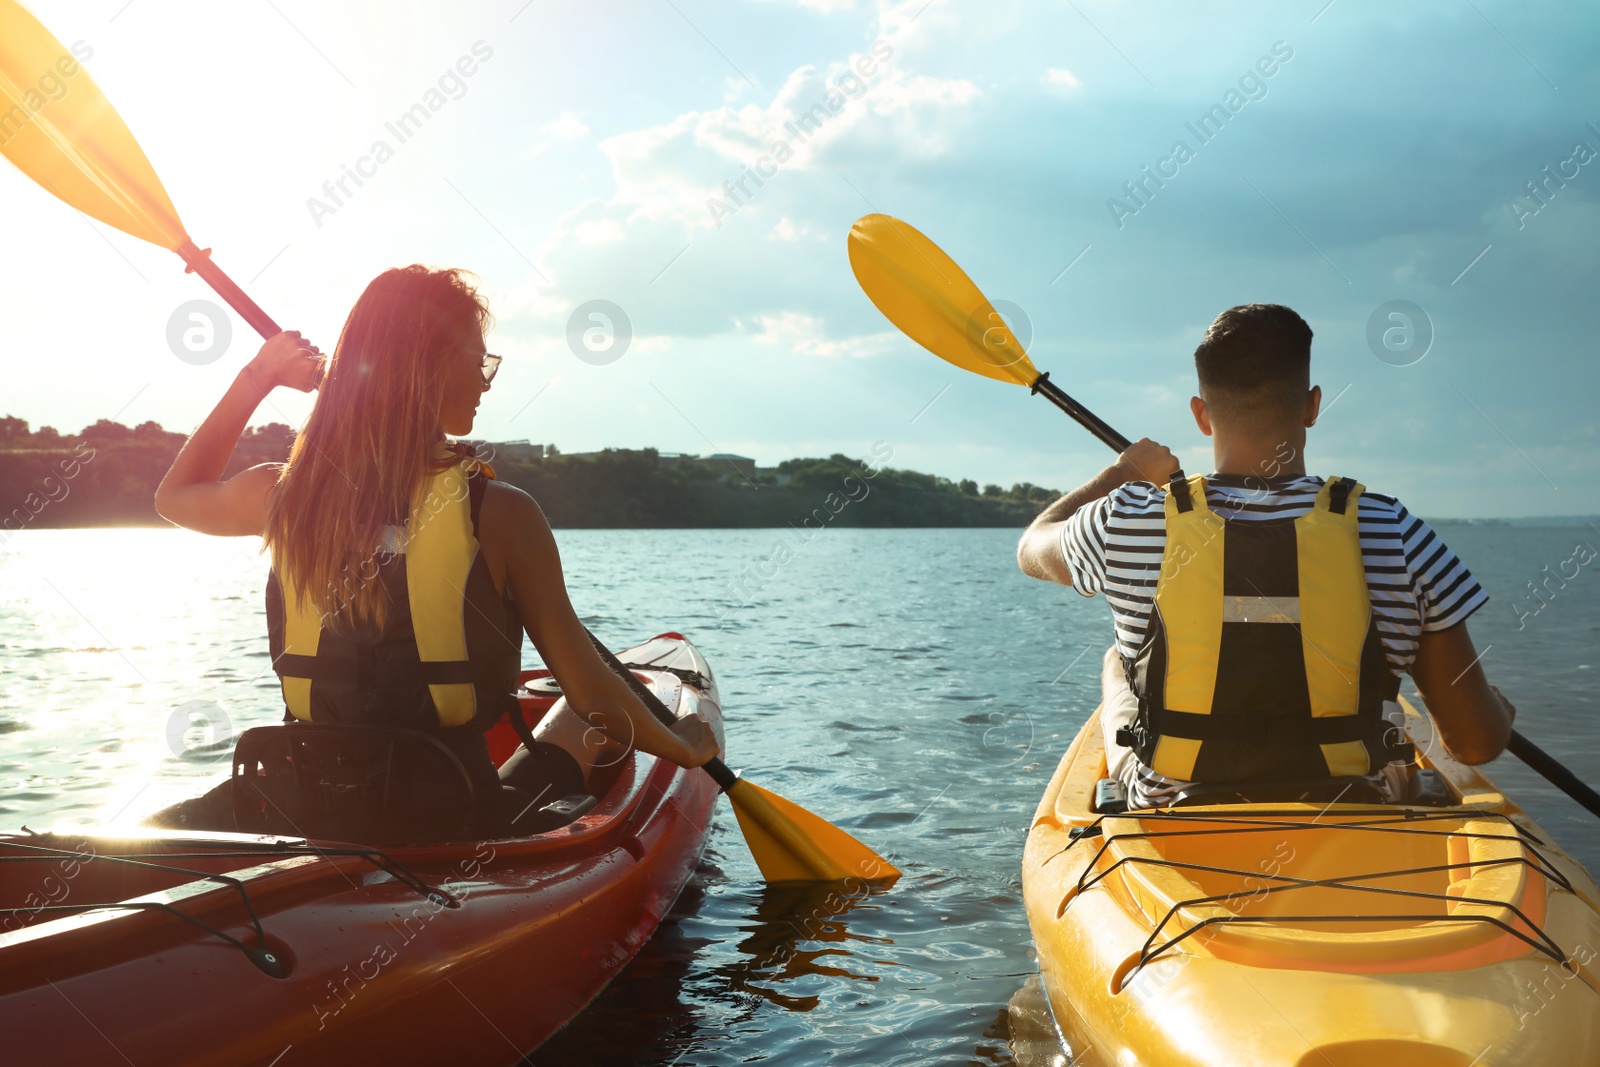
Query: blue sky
2 0 1597 517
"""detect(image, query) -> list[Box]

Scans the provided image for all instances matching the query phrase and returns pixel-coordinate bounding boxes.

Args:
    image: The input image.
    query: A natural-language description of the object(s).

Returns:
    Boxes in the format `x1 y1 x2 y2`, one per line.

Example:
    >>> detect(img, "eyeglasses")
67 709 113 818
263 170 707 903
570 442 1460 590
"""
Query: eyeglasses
480 353 502 385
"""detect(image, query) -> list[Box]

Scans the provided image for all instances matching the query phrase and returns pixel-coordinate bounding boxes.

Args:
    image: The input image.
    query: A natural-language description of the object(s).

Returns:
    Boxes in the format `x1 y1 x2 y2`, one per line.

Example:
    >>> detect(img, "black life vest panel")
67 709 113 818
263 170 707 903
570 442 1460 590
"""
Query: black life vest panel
265 459 522 736
1121 474 1406 783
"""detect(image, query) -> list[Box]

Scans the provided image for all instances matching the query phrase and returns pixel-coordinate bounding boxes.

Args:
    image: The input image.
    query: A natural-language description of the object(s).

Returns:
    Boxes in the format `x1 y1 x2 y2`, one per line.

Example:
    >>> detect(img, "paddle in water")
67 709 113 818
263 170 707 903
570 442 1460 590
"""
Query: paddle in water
847 211 1600 821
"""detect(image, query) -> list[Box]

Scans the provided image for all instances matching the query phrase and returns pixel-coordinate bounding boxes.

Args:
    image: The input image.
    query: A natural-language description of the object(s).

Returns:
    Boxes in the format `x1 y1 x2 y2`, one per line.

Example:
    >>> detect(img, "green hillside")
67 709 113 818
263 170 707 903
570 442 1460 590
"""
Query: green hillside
0 416 1056 531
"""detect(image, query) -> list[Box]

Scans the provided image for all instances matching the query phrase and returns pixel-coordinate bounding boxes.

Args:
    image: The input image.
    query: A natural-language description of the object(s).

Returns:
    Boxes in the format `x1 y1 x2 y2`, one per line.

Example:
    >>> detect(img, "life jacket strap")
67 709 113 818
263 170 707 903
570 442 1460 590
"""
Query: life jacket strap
1118 668 1411 763
1167 474 1194 513
274 651 478 687
1147 706 1371 746
1327 476 1357 515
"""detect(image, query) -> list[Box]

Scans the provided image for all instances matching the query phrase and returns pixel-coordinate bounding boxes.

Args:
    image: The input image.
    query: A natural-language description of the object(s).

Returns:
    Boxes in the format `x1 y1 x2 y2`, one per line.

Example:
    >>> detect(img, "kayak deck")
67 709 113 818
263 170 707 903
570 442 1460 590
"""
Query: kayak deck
1023 700 1600 1066
1077 807 1569 986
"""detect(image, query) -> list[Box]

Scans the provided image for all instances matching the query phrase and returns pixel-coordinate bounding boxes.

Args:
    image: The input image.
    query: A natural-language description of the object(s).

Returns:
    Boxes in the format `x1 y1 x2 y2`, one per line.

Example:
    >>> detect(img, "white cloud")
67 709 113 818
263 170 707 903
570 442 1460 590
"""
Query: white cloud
1044 66 1081 89
768 216 811 240
572 44 979 235
511 27 986 343
573 217 626 244
542 110 591 138
747 311 892 357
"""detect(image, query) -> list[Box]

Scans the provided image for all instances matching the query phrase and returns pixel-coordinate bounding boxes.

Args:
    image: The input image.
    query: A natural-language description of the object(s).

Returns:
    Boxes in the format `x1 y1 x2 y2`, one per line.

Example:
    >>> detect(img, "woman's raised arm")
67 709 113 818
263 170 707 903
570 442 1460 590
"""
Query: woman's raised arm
154 331 322 536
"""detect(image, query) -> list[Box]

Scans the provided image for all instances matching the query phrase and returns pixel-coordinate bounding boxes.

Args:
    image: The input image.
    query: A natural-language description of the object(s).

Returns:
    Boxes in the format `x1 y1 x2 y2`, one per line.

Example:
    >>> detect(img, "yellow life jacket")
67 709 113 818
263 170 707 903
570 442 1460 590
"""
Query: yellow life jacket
1121 474 1406 783
266 457 522 734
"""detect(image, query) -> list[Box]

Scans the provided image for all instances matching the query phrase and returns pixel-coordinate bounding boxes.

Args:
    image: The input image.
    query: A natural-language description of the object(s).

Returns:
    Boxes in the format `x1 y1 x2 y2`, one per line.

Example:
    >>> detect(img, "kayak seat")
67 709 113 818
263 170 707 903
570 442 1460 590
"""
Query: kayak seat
1170 776 1384 807
1093 778 1129 814
505 791 598 836
497 738 594 835
230 724 479 845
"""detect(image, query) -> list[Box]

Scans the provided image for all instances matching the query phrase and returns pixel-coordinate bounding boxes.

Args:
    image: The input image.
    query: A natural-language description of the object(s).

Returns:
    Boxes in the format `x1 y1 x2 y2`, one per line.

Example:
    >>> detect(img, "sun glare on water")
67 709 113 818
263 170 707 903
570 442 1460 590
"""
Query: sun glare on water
0 528 283 829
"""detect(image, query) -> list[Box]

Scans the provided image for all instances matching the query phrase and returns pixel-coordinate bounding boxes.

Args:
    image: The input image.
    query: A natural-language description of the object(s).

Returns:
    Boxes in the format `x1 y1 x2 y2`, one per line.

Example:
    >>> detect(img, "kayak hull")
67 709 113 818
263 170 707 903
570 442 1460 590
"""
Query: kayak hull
1022 701 1600 1066
0 633 721 1067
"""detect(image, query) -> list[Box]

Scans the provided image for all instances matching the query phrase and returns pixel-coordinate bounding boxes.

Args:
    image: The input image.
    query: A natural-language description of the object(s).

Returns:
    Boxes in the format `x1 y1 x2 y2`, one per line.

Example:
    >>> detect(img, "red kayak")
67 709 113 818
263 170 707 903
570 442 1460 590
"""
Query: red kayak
0 633 721 1067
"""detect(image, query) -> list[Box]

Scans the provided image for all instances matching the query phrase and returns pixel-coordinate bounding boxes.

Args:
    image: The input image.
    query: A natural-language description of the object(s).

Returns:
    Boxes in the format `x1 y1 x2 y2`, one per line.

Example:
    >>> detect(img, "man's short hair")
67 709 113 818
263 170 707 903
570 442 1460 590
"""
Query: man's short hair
1193 304 1311 421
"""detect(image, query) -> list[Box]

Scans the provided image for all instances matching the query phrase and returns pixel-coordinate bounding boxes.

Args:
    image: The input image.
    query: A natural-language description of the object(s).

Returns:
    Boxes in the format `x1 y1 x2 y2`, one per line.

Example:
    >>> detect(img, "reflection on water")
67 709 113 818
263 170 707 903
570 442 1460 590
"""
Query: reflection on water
3 525 1597 1064
1007 977 1069 1067
535 853 1026 1067
530 867 900 1065
710 880 893 1012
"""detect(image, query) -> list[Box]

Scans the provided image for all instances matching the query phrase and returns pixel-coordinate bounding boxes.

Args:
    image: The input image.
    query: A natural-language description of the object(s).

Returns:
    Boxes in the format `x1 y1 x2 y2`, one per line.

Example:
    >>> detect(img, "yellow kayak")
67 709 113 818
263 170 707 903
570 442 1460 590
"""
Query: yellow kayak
1022 699 1600 1066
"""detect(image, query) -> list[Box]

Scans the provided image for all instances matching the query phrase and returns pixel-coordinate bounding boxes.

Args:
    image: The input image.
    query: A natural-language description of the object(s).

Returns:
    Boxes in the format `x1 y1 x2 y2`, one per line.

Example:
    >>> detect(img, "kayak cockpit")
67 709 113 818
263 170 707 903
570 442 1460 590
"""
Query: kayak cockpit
142 662 702 848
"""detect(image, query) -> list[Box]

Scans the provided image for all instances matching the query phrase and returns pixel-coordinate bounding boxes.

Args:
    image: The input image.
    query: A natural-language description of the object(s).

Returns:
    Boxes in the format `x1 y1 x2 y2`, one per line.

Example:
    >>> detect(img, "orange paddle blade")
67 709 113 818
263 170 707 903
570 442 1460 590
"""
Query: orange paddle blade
726 778 900 884
0 0 187 248
847 212 1038 388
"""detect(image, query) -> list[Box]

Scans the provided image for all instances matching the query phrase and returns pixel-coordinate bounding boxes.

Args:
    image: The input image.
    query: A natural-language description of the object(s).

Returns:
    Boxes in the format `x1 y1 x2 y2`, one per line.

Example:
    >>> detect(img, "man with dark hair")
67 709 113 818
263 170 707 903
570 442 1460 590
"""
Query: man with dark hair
1017 303 1513 807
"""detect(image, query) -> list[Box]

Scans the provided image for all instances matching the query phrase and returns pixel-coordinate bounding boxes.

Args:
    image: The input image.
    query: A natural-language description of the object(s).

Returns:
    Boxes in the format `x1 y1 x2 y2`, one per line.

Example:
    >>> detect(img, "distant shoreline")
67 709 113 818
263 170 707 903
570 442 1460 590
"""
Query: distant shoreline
5 418 1595 531
0 418 1056 532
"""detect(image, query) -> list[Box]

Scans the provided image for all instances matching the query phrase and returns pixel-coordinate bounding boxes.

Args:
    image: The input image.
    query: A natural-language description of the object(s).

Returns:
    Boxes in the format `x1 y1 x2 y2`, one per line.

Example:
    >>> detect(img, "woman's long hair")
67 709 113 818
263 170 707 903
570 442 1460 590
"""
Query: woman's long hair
265 265 492 632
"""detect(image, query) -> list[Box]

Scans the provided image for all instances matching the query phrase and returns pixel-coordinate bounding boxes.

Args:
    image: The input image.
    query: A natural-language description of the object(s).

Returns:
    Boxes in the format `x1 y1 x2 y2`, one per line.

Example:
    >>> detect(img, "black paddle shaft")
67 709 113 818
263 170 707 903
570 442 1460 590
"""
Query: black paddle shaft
1508 729 1600 819
584 628 739 792
1030 372 1131 453
176 240 283 340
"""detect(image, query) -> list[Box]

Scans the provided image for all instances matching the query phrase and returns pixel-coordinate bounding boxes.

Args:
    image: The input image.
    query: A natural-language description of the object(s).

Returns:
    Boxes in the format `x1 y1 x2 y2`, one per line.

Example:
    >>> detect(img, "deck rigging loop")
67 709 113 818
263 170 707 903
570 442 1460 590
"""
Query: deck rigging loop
1053 807 1584 991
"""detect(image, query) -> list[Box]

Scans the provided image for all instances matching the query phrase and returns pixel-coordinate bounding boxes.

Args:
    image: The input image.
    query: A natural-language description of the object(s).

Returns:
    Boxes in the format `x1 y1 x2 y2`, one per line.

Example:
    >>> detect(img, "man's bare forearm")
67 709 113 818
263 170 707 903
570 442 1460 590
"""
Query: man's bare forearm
1017 438 1179 584
1033 463 1130 527
1017 464 1131 583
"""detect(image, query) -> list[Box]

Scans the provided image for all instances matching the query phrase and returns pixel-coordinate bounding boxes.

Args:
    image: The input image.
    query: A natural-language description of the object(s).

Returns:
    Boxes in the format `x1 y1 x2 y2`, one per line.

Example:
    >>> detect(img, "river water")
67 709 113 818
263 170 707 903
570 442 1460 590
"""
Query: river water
2 525 1597 1065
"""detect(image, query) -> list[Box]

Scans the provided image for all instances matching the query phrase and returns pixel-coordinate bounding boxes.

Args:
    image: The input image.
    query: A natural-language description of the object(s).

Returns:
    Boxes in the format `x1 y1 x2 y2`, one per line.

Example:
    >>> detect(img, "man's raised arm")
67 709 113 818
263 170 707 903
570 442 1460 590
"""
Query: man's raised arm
1016 438 1179 586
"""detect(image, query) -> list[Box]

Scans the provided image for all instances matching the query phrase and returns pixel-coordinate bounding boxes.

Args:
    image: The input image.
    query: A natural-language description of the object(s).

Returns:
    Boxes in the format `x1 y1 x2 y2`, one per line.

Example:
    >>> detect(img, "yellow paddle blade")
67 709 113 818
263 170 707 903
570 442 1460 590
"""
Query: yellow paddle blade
726 778 900 884
0 0 187 248
848 212 1038 388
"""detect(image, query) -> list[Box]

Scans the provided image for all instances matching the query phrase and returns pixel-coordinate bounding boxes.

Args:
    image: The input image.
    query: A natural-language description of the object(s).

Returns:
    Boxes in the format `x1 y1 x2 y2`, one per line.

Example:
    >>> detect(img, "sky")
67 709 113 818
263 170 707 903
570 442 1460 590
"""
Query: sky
2 0 1597 517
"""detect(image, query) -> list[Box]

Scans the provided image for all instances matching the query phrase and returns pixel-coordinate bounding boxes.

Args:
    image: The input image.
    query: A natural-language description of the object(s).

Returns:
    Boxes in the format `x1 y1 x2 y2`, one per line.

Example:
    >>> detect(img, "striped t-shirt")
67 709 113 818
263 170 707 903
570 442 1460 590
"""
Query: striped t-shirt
1062 473 1486 665
1061 473 1488 800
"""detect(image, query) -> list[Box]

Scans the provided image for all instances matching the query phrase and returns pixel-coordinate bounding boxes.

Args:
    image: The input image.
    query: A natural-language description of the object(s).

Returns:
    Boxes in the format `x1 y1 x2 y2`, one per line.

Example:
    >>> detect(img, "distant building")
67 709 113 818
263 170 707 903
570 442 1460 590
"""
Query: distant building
493 440 545 462
656 451 757 481
706 453 756 479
